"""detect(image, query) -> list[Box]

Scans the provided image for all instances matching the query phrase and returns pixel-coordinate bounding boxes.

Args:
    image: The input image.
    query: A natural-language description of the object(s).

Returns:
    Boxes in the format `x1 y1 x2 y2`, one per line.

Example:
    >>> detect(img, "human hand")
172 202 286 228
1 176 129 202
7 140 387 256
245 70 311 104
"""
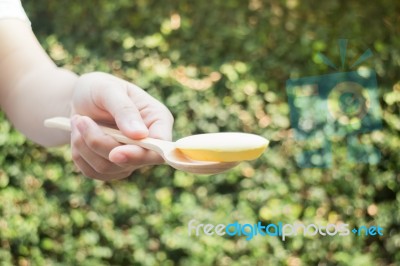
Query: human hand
70 72 174 180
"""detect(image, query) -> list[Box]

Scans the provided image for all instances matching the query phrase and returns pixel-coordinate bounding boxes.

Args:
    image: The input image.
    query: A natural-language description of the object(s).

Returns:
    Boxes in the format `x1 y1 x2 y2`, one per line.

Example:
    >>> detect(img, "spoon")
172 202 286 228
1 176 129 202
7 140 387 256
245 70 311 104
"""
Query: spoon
44 117 240 174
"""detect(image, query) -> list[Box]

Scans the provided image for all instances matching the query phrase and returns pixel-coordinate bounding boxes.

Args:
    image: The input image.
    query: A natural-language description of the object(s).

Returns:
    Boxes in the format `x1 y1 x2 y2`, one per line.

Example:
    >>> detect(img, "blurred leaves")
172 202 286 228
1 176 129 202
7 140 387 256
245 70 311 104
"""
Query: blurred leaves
0 0 399 265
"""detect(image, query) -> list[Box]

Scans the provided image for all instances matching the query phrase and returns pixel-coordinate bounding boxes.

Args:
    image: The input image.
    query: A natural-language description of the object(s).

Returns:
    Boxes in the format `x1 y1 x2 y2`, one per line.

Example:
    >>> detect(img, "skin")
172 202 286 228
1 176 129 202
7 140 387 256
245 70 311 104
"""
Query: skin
0 19 174 181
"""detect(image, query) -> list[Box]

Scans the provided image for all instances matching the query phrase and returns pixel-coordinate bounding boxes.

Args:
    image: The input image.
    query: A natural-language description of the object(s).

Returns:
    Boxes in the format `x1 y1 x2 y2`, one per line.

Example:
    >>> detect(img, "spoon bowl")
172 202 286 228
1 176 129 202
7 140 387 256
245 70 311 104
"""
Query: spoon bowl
44 117 240 174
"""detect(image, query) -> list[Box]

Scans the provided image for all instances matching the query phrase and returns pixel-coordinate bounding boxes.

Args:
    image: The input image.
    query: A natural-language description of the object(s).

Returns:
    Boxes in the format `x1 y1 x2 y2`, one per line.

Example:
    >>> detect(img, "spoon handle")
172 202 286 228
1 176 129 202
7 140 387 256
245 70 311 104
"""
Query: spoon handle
44 117 172 154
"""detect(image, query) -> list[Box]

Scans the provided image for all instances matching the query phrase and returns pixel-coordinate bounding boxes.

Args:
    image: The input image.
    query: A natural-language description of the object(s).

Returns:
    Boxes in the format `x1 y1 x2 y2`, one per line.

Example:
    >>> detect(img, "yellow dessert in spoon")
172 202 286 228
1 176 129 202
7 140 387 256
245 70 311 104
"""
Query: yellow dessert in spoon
175 133 269 162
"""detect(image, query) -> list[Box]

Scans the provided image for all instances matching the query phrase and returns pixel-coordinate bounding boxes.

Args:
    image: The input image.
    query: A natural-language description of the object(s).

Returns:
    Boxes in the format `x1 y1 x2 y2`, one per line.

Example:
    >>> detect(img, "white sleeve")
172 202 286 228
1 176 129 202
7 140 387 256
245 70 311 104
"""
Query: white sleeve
0 0 30 25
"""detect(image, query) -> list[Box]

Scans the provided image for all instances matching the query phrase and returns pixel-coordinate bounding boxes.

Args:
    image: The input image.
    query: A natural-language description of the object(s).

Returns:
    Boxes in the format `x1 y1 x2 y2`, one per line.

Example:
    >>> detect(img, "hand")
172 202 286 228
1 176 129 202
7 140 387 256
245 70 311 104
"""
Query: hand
70 72 174 181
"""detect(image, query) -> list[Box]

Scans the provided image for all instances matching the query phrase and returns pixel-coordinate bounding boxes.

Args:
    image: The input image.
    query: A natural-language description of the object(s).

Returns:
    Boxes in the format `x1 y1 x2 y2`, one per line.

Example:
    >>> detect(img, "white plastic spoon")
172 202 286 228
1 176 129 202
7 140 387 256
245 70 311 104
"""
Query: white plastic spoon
44 117 268 174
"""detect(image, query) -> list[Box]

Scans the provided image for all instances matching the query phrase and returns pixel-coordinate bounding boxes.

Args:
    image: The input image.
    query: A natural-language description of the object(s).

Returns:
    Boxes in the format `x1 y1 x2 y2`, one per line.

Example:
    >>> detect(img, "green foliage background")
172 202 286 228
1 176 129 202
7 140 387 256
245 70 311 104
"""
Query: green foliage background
1 0 399 265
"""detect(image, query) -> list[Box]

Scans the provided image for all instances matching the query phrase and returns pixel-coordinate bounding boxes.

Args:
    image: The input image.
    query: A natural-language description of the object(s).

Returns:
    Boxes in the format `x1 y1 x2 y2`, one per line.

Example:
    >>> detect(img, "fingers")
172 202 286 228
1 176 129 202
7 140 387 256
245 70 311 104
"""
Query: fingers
98 85 174 142
133 94 174 141
72 117 119 173
147 107 174 141
98 86 149 139
71 72 175 181
74 115 119 159
109 145 164 166
70 115 165 181
71 115 135 180
74 73 173 142
71 149 131 181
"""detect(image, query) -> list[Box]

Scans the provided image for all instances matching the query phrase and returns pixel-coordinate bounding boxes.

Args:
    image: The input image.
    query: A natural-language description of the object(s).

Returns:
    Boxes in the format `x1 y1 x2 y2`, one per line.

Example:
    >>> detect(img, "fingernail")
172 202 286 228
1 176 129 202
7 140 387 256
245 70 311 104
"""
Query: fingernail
111 153 128 163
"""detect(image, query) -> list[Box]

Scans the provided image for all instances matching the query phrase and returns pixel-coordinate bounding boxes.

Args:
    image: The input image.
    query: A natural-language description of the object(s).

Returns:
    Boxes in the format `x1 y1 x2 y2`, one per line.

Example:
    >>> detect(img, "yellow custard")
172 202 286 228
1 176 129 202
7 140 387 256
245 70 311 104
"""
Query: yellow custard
175 133 269 162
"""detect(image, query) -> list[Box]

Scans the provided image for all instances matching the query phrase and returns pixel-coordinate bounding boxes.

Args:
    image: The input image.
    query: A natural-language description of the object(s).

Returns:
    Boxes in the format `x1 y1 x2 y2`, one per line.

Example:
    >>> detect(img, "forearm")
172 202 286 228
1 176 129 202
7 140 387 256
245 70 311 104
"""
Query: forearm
2 65 77 146
0 19 78 146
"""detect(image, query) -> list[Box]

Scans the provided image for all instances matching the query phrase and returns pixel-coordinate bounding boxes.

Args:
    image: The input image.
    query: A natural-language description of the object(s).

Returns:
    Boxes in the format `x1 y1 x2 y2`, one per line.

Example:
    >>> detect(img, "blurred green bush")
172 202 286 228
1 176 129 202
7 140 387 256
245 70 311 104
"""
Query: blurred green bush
0 0 399 265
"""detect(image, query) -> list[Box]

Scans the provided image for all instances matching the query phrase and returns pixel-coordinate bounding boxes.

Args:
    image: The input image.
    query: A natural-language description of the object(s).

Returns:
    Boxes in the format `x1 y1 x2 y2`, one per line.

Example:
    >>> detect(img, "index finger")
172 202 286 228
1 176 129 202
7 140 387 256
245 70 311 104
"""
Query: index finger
95 84 150 139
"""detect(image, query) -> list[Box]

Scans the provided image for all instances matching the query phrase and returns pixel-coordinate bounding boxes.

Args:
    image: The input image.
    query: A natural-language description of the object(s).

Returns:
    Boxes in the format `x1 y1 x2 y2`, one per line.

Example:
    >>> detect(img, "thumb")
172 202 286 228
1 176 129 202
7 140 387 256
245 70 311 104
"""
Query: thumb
100 87 149 139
